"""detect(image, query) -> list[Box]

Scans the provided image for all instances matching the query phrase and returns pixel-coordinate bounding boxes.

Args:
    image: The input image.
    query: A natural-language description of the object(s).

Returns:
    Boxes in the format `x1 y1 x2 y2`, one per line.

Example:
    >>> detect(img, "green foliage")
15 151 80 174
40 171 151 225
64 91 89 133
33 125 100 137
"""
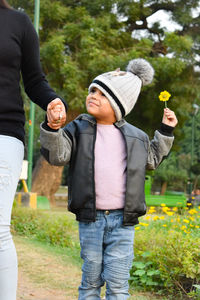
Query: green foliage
132 228 200 298
11 207 80 249
164 33 193 59
129 251 165 290
152 152 188 191
131 205 200 298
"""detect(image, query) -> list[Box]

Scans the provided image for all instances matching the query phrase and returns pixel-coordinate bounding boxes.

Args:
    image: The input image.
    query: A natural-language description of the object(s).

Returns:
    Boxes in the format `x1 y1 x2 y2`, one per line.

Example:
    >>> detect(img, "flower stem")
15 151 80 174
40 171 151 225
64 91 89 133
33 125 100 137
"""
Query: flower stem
165 101 167 108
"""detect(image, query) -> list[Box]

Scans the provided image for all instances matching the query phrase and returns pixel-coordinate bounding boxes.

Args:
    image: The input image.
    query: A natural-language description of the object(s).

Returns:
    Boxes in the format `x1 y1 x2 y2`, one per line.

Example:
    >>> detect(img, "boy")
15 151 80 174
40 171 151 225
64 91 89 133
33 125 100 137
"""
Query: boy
40 58 178 300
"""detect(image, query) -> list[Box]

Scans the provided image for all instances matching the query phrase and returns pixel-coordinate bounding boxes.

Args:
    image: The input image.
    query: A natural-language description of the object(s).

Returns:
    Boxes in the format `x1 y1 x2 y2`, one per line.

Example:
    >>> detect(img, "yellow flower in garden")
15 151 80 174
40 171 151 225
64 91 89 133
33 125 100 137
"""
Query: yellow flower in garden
183 219 189 223
198 206 200 210
166 211 174 216
159 216 165 220
188 209 198 215
162 224 167 227
135 226 140 230
148 209 156 214
181 225 186 230
162 206 170 212
172 207 178 212
190 224 194 228
187 203 192 206
139 222 149 227
161 203 166 207
145 216 151 220
195 226 199 229
153 216 159 221
189 217 194 221
159 90 171 107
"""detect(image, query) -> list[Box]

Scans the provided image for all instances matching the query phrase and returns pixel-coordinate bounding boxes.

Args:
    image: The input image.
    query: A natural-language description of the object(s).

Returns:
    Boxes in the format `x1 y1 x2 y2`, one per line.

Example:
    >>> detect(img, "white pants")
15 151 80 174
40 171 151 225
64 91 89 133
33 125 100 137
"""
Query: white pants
0 135 24 300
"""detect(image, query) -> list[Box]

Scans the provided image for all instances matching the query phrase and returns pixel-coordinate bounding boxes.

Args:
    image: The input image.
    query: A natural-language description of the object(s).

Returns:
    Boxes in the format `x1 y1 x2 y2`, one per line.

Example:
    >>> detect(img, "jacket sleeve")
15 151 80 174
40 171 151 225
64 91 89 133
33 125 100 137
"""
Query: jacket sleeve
146 125 174 170
40 122 72 166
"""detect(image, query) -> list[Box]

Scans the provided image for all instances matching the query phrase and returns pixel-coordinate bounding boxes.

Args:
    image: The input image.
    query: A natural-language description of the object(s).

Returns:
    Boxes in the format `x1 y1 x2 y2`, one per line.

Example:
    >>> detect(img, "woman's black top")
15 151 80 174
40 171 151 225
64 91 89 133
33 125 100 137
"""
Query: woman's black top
0 7 65 144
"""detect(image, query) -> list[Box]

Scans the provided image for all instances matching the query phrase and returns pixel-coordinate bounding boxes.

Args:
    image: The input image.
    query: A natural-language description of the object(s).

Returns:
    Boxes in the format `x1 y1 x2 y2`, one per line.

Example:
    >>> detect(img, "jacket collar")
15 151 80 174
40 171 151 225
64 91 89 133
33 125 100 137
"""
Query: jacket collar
78 113 126 127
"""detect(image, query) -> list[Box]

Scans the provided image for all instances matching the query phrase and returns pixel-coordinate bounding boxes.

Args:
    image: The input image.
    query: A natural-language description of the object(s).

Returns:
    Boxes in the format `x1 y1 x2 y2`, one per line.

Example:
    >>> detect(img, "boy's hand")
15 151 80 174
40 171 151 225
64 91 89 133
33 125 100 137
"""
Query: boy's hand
162 108 178 127
47 98 67 129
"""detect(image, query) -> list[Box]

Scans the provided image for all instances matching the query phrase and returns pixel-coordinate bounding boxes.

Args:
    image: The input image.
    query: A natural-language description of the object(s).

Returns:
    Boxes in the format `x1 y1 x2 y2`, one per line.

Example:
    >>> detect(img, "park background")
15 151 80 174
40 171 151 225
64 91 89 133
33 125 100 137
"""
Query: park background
8 0 200 299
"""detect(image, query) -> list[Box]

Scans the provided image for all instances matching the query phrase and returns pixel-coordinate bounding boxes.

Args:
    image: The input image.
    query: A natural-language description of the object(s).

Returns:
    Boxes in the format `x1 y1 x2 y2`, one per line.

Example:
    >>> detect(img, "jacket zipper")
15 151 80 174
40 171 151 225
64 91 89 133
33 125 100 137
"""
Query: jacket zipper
92 123 97 221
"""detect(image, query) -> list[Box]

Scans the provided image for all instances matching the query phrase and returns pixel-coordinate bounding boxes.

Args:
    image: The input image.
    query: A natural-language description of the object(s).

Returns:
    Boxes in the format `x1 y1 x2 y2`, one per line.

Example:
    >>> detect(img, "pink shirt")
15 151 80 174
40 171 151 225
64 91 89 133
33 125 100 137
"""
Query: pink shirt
94 123 127 210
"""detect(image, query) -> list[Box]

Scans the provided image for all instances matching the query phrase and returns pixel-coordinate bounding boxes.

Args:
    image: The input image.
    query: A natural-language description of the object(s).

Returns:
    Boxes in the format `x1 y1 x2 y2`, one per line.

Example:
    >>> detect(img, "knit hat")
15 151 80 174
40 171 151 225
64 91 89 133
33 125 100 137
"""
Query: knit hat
88 58 154 121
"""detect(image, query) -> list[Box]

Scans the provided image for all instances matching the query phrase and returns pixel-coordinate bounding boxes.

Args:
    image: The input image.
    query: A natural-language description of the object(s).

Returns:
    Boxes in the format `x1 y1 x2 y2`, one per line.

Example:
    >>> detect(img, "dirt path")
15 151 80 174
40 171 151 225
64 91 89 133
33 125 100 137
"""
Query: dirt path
15 235 165 300
15 235 81 300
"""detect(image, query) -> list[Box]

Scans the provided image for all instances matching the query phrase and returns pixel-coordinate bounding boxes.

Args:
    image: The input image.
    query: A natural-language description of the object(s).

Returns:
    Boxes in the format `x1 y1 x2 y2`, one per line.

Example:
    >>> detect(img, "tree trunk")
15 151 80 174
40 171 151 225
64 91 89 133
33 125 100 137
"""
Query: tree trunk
160 181 167 195
31 156 63 207
31 109 80 207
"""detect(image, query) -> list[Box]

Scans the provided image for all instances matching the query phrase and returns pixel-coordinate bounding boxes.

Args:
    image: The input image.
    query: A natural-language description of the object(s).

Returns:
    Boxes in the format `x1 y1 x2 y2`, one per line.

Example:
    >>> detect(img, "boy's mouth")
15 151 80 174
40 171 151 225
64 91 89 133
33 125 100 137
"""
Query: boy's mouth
88 100 99 107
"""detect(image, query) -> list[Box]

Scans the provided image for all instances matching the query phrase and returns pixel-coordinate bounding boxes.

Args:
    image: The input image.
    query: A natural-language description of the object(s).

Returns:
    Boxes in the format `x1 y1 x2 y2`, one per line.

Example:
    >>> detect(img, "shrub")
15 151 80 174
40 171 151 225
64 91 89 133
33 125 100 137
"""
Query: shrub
11 207 79 249
130 205 200 298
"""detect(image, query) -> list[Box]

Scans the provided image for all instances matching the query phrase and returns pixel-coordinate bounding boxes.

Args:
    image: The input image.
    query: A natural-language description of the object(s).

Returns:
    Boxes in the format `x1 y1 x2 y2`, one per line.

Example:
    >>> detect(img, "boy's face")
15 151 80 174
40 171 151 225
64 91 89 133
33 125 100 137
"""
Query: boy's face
86 87 116 124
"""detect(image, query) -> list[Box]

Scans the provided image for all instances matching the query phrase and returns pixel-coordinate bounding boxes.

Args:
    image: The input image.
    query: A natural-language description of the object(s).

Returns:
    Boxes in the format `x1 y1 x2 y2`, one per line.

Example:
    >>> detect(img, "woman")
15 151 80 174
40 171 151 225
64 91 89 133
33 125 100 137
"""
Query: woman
0 1 67 299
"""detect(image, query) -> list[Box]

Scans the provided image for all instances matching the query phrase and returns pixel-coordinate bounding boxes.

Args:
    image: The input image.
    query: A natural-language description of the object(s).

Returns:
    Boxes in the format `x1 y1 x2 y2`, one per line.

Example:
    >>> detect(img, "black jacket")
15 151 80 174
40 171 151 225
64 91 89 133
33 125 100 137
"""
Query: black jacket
40 114 174 225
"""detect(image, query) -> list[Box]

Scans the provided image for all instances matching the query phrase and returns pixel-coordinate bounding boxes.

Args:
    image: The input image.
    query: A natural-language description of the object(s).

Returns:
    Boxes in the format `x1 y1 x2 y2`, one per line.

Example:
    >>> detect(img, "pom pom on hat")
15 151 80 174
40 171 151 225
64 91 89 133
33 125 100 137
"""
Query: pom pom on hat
89 58 154 121
126 58 154 86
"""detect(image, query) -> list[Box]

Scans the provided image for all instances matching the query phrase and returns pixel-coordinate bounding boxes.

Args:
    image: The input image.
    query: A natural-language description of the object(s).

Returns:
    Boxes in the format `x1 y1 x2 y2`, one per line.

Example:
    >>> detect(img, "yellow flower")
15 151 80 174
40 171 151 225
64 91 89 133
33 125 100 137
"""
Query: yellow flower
159 91 171 107
172 207 178 212
140 222 149 227
183 219 189 223
145 216 151 220
195 226 199 229
159 216 165 220
162 206 170 211
166 211 174 216
161 203 166 207
188 209 198 215
181 225 186 230
153 216 159 221
187 203 192 206
162 224 167 227
135 226 140 230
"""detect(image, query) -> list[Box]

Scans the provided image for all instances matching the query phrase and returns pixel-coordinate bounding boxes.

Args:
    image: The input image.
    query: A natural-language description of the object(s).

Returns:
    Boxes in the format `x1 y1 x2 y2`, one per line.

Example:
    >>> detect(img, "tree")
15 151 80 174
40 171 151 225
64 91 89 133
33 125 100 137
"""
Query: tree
9 0 200 200
152 152 188 194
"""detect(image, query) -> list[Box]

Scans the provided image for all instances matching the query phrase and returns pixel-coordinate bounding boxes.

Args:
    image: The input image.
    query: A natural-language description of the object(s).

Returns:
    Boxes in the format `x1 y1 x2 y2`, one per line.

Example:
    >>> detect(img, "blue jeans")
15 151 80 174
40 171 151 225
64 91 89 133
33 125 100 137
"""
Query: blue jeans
78 210 134 300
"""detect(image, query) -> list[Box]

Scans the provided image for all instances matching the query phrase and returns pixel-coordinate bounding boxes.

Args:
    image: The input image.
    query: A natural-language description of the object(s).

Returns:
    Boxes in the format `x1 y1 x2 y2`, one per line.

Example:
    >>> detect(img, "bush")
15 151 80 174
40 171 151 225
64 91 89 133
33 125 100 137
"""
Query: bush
130 205 200 298
11 207 79 249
